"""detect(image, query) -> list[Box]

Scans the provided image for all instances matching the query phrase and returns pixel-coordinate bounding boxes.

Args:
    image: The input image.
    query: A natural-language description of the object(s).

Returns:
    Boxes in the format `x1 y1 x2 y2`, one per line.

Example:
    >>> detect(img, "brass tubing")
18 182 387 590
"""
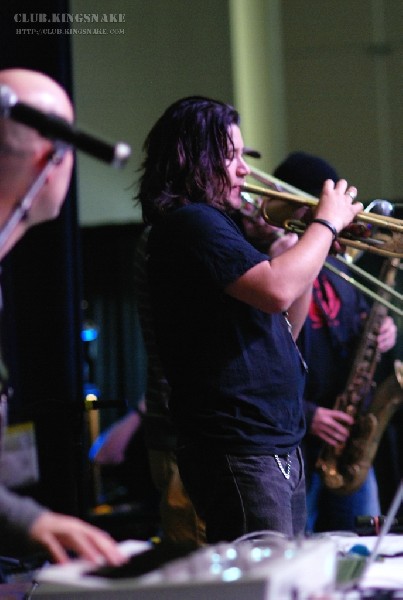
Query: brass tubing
324 260 403 318
241 182 403 233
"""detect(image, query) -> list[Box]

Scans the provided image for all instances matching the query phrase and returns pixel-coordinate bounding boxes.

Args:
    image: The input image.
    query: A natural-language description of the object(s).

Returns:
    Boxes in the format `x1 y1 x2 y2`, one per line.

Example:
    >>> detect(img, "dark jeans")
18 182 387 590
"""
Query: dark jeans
177 446 306 543
306 467 380 533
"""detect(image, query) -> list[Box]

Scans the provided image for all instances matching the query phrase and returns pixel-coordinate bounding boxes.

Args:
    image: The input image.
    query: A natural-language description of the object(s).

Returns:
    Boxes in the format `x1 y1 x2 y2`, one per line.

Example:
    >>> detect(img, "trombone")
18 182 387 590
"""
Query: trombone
242 177 403 259
241 165 403 317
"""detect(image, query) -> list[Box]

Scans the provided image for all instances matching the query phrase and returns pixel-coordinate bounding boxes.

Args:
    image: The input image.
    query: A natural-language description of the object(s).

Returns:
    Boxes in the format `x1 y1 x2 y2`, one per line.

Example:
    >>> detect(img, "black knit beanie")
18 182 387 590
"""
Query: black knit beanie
273 151 339 197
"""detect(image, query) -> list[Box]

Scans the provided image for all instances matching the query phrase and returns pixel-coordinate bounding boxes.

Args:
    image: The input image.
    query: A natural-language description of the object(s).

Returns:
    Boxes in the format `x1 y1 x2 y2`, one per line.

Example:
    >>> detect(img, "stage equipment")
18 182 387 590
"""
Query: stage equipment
0 84 131 168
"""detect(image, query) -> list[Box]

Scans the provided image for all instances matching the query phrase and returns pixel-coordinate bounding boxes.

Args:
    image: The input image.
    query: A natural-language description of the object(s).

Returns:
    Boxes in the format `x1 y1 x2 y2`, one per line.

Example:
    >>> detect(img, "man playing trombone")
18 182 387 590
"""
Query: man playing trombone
136 96 362 542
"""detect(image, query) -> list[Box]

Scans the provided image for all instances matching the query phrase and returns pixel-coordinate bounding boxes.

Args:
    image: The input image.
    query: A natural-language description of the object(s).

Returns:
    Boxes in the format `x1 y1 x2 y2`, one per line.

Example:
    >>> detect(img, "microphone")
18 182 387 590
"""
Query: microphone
0 84 131 168
365 199 394 217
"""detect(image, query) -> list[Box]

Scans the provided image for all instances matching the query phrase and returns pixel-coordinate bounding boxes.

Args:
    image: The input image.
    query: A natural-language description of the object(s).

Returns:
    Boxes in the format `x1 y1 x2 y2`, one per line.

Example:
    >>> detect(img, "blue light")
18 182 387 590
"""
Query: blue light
81 327 98 342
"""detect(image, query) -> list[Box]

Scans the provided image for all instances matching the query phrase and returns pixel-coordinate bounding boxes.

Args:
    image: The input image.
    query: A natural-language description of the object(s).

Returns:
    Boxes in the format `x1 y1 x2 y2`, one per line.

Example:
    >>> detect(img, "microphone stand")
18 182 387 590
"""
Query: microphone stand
0 82 132 256
0 84 131 168
0 143 68 257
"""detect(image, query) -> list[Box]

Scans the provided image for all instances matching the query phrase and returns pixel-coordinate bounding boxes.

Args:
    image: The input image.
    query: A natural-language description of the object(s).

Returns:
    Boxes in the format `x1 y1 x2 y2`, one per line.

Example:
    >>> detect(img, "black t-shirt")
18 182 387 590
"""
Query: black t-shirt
147 204 306 454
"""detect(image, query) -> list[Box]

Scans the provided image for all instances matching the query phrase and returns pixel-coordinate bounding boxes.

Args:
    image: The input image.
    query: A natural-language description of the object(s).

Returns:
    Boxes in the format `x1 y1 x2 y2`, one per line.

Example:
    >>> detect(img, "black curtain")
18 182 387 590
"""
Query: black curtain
0 1 86 515
81 223 147 433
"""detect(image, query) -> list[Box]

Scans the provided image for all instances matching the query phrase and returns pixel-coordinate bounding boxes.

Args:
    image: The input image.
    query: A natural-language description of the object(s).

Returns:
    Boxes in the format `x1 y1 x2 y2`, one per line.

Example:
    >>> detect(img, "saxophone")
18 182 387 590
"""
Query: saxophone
315 256 403 495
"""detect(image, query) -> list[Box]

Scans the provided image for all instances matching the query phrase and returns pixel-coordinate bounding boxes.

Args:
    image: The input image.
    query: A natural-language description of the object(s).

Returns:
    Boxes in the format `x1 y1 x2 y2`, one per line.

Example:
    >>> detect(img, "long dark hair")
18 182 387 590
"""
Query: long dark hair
135 96 240 224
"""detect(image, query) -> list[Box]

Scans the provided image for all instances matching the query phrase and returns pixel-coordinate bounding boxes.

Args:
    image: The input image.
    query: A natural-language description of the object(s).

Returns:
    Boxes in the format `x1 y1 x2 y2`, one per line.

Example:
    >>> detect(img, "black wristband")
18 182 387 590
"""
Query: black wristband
311 218 337 241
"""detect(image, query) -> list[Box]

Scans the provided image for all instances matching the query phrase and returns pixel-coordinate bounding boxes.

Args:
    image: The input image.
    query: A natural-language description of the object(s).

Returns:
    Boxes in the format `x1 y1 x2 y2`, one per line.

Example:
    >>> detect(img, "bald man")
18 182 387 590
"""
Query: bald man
0 68 124 566
0 68 75 258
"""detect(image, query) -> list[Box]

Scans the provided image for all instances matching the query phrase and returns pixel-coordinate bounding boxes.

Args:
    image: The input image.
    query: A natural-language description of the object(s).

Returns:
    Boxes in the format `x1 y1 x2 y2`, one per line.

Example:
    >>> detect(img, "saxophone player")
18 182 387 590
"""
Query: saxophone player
273 151 397 533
